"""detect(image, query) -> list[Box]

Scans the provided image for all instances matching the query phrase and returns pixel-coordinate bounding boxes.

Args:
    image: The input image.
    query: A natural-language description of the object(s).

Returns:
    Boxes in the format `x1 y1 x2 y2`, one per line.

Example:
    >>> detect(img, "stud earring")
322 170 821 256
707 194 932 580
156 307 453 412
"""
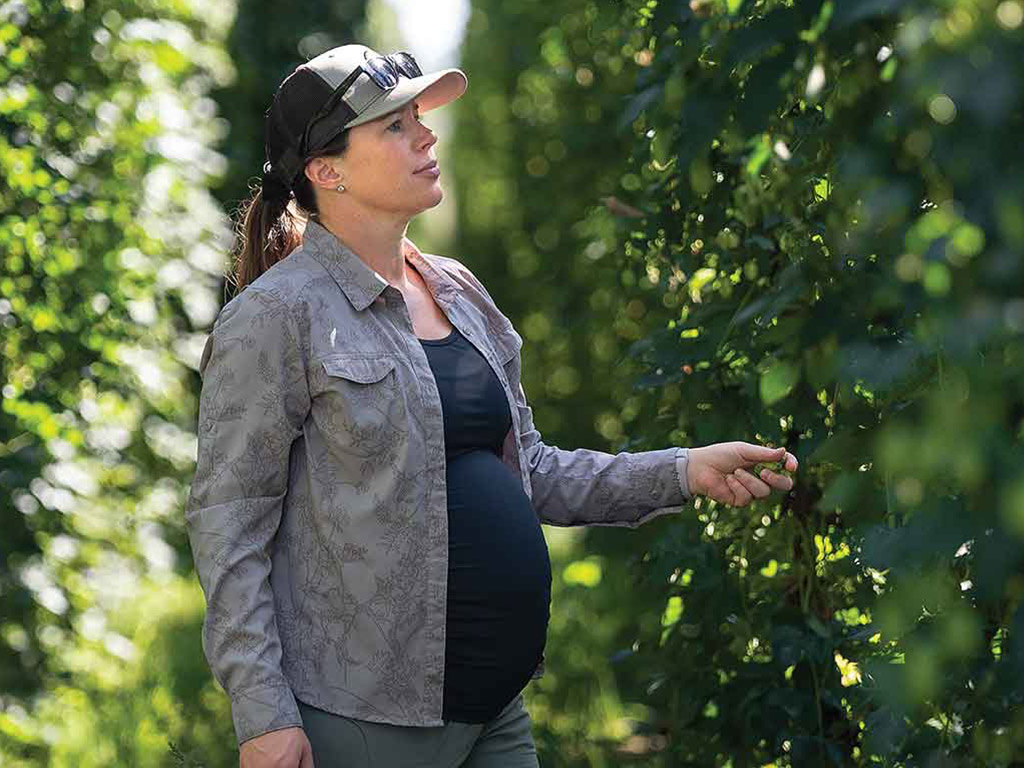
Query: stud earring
336 184 346 192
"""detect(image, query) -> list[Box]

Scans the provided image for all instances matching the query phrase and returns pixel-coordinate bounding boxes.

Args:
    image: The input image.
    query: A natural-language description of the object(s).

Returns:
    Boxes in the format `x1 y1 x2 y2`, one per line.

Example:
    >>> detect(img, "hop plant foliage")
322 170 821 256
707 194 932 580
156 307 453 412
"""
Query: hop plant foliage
605 0 1024 764
458 0 1024 764
0 0 236 765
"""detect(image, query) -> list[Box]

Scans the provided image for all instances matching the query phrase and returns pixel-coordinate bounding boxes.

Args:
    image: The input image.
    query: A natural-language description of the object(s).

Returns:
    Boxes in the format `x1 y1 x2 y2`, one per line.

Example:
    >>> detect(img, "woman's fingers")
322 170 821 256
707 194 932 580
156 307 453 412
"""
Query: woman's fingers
725 474 753 506
758 466 794 492
723 465 793 508
732 467 772 499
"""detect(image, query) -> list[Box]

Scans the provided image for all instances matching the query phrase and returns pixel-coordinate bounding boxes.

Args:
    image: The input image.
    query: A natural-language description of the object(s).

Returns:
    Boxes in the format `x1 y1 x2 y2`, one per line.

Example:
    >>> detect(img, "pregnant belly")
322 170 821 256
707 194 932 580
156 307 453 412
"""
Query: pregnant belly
444 449 552 605
441 449 551 721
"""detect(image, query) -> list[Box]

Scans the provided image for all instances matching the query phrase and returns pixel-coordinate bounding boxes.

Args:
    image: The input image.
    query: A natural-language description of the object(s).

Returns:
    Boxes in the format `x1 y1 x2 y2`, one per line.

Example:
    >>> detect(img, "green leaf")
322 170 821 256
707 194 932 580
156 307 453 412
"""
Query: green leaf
746 135 772 176
759 361 799 405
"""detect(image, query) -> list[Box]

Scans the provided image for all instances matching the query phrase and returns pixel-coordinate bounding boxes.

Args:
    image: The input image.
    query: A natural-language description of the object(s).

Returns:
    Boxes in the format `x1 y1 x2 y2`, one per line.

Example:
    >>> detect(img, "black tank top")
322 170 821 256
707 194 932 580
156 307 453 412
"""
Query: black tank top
418 325 552 723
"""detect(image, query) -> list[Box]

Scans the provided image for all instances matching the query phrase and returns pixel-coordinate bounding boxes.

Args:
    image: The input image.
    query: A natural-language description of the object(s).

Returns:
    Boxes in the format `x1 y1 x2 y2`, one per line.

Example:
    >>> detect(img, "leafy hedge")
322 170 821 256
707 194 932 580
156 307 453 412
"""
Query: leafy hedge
457 0 1023 764
0 0 238 762
601 0 1024 764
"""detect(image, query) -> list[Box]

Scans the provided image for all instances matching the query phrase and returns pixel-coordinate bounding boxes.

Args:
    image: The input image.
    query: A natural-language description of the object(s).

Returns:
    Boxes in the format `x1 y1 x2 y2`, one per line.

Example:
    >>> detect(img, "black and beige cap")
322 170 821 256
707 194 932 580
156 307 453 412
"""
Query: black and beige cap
264 43 467 192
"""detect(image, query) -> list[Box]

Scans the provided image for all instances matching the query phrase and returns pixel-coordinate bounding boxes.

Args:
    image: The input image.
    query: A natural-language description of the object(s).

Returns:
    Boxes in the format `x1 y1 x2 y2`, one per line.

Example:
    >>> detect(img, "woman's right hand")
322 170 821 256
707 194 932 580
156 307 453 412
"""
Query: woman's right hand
239 726 314 768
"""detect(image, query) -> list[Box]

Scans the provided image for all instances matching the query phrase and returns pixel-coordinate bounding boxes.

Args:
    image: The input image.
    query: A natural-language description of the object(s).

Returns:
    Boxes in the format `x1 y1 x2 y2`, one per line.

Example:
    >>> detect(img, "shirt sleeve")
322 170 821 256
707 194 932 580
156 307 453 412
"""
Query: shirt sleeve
676 446 692 498
511 377 692 527
450 259 694 527
184 288 309 747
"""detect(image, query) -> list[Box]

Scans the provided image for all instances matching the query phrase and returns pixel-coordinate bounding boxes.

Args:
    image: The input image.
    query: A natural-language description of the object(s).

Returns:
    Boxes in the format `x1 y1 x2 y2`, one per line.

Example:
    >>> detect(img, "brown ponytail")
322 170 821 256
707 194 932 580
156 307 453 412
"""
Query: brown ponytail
227 129 352 296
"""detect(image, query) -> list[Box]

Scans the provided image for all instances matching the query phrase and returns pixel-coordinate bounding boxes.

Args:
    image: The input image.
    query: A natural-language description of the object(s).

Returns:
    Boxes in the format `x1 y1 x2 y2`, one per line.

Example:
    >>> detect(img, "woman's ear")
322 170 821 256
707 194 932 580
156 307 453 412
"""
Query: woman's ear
304 156 344 190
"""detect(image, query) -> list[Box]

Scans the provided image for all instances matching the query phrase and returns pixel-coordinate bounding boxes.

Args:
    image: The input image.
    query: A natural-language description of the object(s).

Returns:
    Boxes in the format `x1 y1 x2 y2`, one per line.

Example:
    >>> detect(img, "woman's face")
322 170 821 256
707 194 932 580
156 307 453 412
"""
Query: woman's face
309 99 443 217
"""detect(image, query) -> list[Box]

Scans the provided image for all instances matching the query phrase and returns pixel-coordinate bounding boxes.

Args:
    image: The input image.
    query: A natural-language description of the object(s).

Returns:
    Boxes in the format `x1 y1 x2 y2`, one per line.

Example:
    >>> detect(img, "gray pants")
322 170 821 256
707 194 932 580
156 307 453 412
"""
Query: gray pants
296 691 540 767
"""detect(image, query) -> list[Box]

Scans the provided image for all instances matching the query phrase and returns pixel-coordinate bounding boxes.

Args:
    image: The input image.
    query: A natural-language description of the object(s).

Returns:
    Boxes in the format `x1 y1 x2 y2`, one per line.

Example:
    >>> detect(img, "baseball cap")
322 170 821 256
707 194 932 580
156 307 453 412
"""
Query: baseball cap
264 43 468 192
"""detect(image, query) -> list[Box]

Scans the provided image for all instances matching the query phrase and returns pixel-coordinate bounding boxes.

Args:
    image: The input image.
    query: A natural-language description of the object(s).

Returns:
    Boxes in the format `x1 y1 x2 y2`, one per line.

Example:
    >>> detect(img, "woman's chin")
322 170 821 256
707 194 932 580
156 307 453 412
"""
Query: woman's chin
420 186 445 208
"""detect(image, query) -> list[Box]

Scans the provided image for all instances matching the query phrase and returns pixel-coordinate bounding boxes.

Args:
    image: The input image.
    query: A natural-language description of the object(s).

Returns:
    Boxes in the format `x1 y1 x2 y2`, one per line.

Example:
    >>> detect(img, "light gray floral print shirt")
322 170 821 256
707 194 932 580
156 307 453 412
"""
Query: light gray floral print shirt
185 218 692 746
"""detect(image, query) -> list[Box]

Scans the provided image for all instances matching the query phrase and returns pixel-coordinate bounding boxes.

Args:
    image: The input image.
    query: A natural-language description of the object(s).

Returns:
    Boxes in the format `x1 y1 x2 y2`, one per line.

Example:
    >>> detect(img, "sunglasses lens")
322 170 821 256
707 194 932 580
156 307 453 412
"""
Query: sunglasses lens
392 52 422 78
364 57 398 89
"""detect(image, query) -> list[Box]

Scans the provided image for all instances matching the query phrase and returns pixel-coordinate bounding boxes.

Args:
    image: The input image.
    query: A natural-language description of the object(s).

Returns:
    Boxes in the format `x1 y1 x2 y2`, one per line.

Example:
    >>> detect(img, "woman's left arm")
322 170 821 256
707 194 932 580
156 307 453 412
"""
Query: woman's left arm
454 260 798 524
511 375 798 526
511 373 689 528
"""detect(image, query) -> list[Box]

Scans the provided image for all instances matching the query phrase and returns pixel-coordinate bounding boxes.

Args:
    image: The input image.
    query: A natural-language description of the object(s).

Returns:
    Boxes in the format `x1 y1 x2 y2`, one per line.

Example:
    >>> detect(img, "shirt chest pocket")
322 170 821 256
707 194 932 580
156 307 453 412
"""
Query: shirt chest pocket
313 354 407 461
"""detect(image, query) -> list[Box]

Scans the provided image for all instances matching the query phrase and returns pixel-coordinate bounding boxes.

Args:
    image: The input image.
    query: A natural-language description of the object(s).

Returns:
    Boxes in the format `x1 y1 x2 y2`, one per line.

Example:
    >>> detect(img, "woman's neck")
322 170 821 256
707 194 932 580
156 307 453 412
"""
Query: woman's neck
312 209 412 288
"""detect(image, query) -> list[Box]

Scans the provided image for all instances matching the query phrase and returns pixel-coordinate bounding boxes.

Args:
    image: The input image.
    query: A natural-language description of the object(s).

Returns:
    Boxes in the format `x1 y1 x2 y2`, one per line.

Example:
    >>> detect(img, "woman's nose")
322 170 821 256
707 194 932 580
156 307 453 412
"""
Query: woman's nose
419 124 437 149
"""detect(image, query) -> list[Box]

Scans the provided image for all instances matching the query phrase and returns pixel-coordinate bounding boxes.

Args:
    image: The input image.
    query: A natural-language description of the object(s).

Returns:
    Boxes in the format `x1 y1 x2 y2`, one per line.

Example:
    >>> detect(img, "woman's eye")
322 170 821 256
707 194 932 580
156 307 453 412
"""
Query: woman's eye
388 114 423 132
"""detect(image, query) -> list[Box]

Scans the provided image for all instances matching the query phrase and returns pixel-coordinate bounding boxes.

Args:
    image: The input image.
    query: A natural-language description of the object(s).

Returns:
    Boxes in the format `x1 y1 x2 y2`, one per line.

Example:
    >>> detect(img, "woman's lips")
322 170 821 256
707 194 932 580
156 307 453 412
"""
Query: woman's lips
414 160 439 176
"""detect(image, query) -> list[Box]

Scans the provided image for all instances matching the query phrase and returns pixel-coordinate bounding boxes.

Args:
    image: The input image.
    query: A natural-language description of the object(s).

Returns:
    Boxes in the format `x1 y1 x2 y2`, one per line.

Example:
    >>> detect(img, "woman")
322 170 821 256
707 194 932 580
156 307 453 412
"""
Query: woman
185 43 798 768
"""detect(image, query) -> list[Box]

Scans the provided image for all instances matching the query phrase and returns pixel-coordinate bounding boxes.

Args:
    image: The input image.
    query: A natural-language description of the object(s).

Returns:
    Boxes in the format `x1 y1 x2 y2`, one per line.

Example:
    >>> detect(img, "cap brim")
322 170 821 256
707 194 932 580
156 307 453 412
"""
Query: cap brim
344 68 468 129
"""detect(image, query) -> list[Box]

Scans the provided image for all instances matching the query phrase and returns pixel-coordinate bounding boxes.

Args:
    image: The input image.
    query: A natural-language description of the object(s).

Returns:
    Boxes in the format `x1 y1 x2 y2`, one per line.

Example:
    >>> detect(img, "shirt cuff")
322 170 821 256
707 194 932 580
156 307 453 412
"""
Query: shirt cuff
675 446 691 499
231 681 303 748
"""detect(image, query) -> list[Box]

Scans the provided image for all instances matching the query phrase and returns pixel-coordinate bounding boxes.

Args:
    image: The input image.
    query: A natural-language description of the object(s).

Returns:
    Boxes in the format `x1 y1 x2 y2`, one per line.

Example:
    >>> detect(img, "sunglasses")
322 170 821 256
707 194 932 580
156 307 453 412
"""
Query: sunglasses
299 51 423 156
364 51 422 89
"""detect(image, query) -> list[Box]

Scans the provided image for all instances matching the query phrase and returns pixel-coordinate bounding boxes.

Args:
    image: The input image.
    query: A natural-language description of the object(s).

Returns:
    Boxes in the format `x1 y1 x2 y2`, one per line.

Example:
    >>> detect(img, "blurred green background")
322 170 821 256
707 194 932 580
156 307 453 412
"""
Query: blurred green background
2 0 1023 765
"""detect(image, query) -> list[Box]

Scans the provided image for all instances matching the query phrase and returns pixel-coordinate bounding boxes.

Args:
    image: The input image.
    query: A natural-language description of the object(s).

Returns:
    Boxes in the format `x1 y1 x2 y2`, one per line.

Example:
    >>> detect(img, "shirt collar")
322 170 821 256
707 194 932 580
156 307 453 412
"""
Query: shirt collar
302 218 461 311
